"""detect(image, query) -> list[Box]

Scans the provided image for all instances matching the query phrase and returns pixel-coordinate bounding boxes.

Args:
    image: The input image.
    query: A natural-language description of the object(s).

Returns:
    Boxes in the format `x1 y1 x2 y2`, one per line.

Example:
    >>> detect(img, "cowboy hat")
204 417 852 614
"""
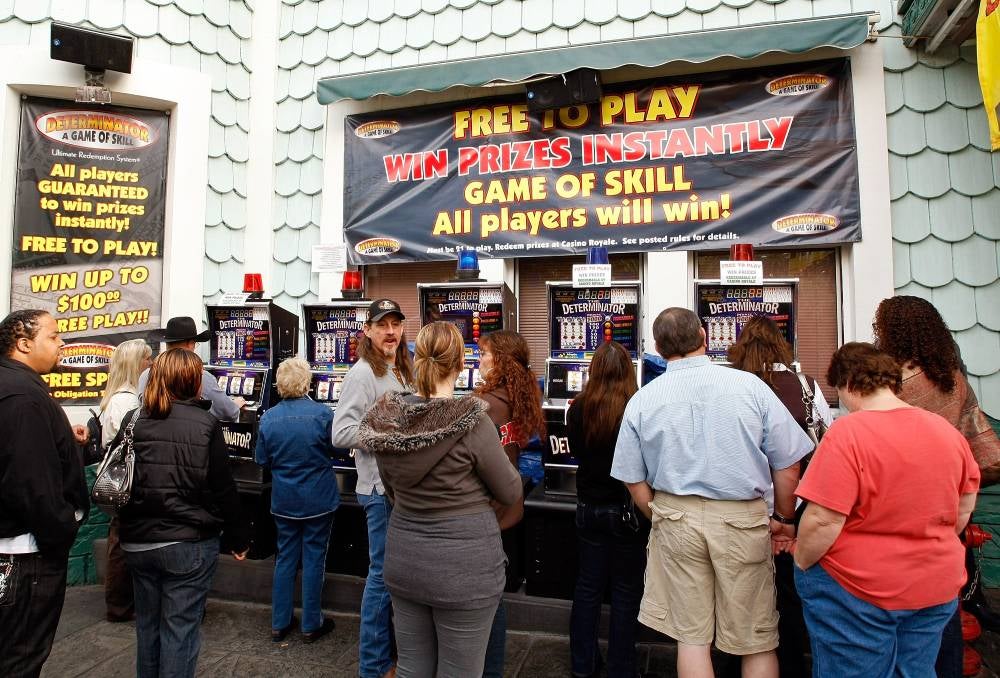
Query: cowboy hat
151 316 212 343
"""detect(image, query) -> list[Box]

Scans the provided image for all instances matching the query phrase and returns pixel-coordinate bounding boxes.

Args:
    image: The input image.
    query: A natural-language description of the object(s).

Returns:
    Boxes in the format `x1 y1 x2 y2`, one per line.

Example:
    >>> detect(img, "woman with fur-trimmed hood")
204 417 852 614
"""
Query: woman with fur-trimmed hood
358 321 522 678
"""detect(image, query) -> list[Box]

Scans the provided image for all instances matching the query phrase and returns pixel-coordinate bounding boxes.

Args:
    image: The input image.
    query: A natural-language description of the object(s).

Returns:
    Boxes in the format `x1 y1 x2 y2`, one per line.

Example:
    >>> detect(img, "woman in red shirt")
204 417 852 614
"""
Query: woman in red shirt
794 343 979 678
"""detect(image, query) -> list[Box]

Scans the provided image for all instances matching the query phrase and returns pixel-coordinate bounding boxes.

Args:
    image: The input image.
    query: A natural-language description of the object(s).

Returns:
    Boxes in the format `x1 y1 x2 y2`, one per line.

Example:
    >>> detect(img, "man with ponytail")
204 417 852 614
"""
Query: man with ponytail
332 298 412 678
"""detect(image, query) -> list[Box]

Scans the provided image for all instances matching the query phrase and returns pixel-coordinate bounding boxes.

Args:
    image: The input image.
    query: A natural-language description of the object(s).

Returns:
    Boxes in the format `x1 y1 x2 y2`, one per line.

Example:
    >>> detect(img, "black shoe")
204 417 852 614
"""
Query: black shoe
271 616 298 643
302 617 336 644
965 599 1000 634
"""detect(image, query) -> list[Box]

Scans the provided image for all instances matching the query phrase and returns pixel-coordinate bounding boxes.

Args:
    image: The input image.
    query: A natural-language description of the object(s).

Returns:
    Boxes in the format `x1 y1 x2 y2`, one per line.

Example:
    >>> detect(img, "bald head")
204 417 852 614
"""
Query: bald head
653 307 706 360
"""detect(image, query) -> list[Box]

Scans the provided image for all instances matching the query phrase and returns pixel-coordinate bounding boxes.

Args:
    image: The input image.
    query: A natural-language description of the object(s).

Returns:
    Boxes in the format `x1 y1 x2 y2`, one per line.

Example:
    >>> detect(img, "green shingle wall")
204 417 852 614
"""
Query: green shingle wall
67 465 110 586
974 417 1000 587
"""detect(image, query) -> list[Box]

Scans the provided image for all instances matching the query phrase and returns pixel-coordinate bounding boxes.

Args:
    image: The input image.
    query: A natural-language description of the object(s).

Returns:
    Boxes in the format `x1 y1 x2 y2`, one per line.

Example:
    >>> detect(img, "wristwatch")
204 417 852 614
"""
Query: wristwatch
770 511 795 525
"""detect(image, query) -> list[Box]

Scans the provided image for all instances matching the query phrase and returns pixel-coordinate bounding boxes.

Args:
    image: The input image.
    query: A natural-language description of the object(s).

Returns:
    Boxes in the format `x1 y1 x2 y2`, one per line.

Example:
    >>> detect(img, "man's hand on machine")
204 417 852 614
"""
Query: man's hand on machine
232 397 246 409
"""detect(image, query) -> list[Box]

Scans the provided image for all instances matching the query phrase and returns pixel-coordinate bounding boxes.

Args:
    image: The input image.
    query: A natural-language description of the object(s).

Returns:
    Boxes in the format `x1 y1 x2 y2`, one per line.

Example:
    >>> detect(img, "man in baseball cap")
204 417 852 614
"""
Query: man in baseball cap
137 316 243 422
332 298 411 678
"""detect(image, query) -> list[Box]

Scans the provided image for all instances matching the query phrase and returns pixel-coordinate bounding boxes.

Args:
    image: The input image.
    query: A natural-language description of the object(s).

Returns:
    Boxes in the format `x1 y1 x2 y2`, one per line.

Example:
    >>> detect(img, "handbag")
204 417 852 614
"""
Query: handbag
81 408 105 466
91 408 141 516
794 371 828 447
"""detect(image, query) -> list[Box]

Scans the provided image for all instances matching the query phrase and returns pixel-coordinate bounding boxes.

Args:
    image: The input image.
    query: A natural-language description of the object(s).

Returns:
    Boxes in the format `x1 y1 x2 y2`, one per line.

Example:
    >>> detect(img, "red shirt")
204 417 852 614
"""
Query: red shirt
796 407 980 610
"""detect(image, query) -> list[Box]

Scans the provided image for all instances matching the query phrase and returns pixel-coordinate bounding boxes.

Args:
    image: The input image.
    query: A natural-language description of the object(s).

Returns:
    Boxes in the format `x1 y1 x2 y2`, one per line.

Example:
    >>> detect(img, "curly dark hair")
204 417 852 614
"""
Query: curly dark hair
873 296 959 393
0 309 48 357
826 342 901 396
475 330 545 443
727 316 793 386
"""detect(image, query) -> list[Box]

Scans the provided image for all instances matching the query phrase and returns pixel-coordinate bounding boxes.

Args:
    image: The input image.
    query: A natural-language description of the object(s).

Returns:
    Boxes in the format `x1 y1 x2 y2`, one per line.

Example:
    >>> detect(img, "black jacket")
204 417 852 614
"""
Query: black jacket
118 400 249 550
0 357 88 554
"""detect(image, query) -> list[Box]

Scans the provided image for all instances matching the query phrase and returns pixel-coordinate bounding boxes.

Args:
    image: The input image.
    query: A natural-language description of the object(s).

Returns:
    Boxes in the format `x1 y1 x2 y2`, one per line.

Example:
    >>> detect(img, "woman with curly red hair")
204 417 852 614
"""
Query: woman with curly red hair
873 295 1000 676
474 330 544 678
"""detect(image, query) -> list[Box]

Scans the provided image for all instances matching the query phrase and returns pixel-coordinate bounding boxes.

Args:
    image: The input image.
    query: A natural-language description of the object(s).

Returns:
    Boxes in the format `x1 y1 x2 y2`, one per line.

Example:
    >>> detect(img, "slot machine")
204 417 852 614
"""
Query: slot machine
302 299 374 578
541 281 643 495
204 301 298 484
524 280 643 600
203 299 298 558
693 279 798 362
416 282 516 394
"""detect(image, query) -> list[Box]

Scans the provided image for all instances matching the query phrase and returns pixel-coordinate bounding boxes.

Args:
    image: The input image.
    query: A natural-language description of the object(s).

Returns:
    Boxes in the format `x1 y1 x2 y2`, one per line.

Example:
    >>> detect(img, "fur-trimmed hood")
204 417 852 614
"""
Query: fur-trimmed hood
359 392 490 490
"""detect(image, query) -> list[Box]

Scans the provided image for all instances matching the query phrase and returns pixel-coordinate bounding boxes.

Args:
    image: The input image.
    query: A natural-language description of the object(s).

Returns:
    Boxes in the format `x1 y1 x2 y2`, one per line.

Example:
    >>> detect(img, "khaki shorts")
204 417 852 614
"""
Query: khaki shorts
638 492 778 655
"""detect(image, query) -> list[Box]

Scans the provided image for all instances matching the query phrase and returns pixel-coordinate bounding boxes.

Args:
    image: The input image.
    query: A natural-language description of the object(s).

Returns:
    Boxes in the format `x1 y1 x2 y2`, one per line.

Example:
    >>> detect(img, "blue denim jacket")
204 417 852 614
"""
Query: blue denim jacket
255 397 340 518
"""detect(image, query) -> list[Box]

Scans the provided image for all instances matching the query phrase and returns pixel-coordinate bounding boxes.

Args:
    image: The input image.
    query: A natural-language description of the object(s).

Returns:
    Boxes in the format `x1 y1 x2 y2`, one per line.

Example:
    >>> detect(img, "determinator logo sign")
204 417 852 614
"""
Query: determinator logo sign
979 0 1000 150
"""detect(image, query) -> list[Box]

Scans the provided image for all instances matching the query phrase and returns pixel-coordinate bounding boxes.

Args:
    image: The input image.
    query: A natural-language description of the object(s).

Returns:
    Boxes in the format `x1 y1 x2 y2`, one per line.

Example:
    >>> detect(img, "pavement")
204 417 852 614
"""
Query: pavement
43 585 1000 677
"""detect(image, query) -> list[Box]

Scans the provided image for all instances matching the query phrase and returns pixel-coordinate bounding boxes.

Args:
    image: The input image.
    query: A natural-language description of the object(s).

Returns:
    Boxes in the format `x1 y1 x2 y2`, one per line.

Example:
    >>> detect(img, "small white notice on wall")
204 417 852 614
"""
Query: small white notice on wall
720 260 763 285
572 264 612 288
311 245 348 274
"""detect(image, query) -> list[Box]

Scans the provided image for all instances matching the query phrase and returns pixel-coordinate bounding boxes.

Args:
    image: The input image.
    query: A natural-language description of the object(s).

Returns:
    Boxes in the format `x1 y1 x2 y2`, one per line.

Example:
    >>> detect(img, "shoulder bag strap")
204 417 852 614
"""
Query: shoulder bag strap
793 370 821 443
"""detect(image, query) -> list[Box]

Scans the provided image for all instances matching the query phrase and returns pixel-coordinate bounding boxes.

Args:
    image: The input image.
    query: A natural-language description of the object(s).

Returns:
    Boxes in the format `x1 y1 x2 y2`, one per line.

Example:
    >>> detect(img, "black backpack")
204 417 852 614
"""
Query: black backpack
82 408 105 466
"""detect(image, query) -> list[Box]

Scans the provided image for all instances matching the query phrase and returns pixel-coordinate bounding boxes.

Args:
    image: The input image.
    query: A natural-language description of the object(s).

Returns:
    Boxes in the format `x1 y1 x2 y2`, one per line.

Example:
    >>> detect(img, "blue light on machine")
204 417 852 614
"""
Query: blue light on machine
586 246 609 265
458 248 479 271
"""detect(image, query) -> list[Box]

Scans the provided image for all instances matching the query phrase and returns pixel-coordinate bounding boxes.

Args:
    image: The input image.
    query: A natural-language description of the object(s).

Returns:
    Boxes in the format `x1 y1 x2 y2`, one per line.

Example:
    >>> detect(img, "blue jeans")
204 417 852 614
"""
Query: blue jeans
358 491 393 677
272 513 335 633
570 502 648 678
124 539 220 678
795 563 957 678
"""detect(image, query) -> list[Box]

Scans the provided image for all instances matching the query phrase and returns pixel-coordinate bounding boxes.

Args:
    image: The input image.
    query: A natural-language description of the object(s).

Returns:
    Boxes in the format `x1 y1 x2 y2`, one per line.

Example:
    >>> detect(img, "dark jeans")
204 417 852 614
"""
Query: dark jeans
570 502 648 678
0 551 69 678
124 539 220 678
105 518 134 621
272 513 335 633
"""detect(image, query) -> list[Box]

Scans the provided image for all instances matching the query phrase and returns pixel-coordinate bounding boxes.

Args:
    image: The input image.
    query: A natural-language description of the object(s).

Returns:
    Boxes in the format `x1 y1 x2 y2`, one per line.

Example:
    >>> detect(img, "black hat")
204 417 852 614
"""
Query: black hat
152 316 212 343
367 298 405 323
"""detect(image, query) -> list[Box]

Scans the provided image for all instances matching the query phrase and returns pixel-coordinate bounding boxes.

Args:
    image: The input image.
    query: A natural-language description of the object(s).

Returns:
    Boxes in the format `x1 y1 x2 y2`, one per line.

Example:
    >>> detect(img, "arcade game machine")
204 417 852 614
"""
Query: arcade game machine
525 280 643 599
416 281 516 394
301 295 372 577
204 297 298 558
692 279 798 362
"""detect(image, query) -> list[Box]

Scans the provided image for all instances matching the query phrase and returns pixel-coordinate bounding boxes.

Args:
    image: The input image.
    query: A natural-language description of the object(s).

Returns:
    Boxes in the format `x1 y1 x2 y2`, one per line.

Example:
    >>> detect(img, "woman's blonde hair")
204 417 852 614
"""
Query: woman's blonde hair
413 322 464 398
100 338 152 411
275 356 312 398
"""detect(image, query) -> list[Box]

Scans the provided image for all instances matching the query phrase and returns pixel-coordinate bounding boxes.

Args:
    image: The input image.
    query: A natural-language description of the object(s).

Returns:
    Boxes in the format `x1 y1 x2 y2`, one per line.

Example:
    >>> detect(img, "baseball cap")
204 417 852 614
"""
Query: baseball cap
367 298 406 323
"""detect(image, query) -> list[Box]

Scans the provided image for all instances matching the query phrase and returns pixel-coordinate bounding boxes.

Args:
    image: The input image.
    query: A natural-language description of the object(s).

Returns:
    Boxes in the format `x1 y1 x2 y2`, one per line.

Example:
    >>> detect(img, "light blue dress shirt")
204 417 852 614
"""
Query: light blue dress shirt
610 355 813 500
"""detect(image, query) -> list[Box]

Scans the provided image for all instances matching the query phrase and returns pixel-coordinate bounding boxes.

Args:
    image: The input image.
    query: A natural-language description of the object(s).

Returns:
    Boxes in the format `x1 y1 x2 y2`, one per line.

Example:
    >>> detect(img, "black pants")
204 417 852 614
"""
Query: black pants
0 551 69 678
105 519 134 621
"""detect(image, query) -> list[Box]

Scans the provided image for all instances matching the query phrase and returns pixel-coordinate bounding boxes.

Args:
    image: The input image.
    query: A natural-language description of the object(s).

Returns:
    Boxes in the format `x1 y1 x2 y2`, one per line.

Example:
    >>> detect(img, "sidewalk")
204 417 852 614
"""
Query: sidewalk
44 585 1000 677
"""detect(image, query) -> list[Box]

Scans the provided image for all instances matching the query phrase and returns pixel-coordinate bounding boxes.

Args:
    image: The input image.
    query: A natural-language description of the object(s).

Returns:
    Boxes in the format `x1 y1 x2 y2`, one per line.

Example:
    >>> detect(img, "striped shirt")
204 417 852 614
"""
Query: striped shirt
611 355 813 500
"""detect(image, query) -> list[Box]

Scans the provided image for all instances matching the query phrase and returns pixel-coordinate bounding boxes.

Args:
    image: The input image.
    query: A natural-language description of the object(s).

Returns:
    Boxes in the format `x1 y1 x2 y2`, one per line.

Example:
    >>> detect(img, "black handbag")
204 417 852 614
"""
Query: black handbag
794 371 828 447
91 408 141 516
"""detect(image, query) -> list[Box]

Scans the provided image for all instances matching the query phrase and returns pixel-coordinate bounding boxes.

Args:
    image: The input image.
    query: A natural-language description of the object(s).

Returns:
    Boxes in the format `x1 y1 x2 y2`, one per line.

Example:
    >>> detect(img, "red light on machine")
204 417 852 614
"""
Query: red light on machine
243 272 264 298
729 244 755 261
341 269 363 300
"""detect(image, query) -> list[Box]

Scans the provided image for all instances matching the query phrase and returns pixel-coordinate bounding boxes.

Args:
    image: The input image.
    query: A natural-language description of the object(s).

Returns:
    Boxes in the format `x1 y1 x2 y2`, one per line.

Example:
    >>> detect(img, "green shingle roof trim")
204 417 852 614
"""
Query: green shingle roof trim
316 12 873 103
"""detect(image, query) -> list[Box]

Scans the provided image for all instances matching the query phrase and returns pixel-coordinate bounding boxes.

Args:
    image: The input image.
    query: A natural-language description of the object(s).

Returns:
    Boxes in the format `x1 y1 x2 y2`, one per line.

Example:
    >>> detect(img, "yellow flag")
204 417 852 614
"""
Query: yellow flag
980 0 1000 150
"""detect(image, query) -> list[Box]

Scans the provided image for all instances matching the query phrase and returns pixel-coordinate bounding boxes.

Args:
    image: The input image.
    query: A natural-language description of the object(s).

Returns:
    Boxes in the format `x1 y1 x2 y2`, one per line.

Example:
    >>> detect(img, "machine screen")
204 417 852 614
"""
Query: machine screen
695 284 796 361
207 367 265 404
209 307 272 368
545 361 590 401
548 286 640 359
421 287 504 345
305 306 365 371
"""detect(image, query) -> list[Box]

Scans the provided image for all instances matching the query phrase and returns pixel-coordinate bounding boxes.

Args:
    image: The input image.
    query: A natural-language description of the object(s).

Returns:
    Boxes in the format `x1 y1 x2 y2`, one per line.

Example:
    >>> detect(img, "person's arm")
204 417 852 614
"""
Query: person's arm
201 371 240 422
472 418 523 507
770 461 800 544
794 502 847 570
253 418 270 468
625 481 654 521
331 367 376 449
957 492 977 535
0 398 80 552
206 423 250 554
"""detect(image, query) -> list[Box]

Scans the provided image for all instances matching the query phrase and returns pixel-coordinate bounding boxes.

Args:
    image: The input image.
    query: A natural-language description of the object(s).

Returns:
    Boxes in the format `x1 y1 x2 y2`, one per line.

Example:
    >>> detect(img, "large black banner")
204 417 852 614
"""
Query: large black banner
344 59 861 264
10 97 169 404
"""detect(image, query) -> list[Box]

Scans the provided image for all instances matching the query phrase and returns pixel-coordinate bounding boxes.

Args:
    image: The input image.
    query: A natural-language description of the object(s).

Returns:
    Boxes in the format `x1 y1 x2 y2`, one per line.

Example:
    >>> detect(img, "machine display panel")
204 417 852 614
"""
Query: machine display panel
206 366 266 404
695 282 797 361
305 306 365 372
545 360 590 402
209 307 272 369
548 286 640 359
420 287 505 345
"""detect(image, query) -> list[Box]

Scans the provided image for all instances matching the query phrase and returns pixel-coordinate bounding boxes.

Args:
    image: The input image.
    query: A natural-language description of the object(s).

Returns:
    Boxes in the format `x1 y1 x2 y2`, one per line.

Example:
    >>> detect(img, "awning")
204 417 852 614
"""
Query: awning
316 13 874 104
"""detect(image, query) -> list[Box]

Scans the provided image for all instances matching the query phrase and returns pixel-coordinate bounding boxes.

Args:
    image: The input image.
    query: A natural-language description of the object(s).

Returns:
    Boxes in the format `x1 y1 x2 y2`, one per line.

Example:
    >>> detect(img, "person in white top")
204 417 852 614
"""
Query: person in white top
99 338 152 622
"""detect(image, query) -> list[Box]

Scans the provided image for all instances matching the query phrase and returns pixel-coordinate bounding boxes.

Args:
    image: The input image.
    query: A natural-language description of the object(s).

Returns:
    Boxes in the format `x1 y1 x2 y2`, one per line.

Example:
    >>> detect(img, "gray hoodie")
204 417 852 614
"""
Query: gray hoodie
358 393 522 516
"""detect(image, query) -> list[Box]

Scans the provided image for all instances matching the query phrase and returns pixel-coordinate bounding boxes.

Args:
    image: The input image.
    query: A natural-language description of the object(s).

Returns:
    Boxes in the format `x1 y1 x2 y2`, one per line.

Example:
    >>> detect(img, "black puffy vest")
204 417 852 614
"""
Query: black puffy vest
118 401 225 543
